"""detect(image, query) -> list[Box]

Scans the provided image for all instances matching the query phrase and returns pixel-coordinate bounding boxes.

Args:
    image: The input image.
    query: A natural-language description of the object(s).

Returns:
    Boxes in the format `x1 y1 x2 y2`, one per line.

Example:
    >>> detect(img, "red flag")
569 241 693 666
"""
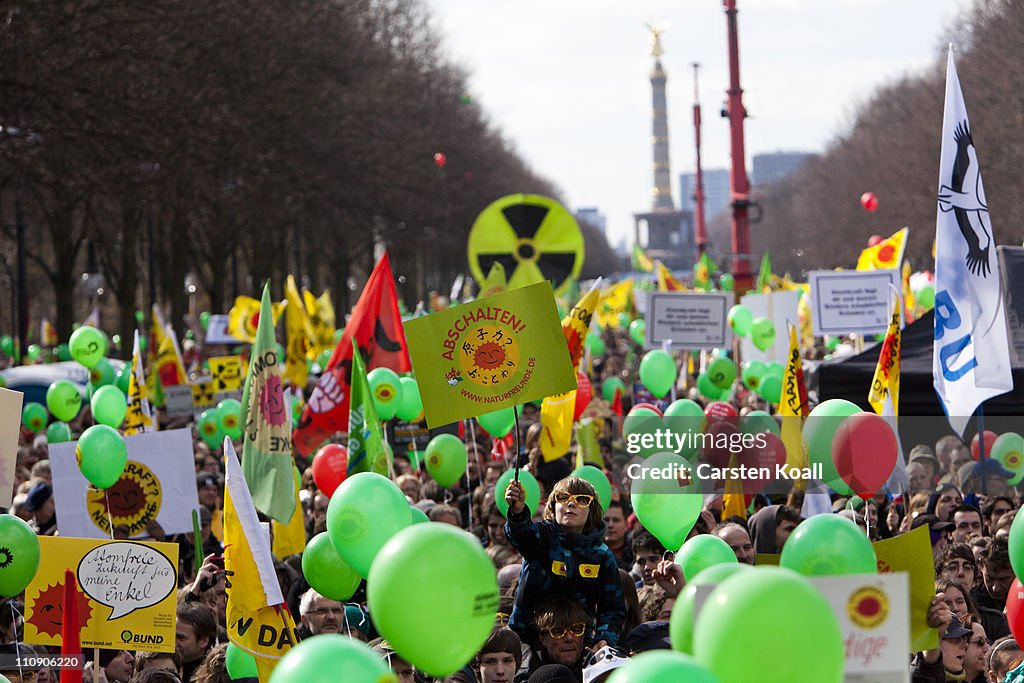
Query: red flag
611 387 623 417
61 569 83 683
293 253 411 455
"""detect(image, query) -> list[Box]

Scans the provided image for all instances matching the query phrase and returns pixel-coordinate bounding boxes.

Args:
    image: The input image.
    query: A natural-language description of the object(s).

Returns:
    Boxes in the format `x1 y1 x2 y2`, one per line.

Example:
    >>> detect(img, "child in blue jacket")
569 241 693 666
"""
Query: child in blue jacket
504 475 625 649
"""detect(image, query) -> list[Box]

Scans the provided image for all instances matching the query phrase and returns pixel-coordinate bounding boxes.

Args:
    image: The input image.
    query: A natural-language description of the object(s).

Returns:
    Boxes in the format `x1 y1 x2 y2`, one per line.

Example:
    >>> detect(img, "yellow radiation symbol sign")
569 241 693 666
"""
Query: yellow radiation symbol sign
458 324 521 388
847 585 889 629
468 194 584 295
87 460 163 537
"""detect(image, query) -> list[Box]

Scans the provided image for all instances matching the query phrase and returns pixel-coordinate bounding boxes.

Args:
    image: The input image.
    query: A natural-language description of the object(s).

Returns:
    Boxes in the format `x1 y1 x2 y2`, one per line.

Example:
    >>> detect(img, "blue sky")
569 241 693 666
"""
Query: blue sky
427 0 971 248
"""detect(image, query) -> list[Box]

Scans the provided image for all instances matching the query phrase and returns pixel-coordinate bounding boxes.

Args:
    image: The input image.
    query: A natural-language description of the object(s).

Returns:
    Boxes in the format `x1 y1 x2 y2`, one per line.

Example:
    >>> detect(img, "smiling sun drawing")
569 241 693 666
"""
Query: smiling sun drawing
458 324 521 388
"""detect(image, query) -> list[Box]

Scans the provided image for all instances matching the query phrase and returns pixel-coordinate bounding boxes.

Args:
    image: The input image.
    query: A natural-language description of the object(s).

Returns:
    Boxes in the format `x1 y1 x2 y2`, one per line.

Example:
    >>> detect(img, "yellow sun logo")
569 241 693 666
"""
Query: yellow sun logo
459 324 520 388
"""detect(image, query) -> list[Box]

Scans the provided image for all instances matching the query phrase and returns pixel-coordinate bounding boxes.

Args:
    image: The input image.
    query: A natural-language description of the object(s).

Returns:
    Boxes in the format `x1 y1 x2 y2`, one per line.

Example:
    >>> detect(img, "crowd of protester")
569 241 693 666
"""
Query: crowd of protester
2 323 1023 683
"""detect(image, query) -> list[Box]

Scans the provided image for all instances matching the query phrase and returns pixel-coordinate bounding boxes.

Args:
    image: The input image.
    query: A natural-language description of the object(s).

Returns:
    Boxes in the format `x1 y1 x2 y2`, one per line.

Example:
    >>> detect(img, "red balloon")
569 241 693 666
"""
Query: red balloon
1007 578 1024 645
971 430 998 461
433 152 447 168
867 234 884 247
704 401 738 426
311 444 348 497
860 192 879 212
632 402 664 416
832 412 898 498
574 373 593 421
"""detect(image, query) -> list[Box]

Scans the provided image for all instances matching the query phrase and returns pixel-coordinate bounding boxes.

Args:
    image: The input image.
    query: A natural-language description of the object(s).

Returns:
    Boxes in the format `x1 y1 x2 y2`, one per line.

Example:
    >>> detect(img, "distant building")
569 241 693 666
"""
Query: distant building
751 151 814 186
679 169 731 222
574 207 607 235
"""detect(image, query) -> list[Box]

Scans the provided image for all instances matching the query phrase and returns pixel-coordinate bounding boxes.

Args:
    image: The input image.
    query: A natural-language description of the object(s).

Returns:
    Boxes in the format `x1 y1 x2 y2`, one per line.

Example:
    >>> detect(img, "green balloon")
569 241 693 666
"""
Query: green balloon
1010 508 1024 579
55 343 72 362
197 409 224 449
26 344 40 361
46 421 73 444
631 453 703 552
992 432 1024 486
766 361 785 379
602 376 626 402
718 274 735 292
781 514 877 576
663 400 705 460
46 380 82 422
740 360 766 390
225 643 258 680
269 635 394 683
917 284 935 309
90 385 127 428
825 337 840 351
327 472 410 578
69 326 107 369
571 465 611 512
368 523 498 677
629 319 646 346
395 377 423 422
199 311 211 330
88 358 116 388
75 424 127 489
607 651 720 683
624 408 664 460
21 403 47 433
803 399 860 495
216 398 243 441
757 375 782 404
664 399 703 419
367 367 403 421
0 515 41 597
741 410 780 437
696 373 725 401
676 534 737 581
750 317 776 351
0 336 13 357
410 506 430 524
585 332 606 357
425 434 468 488
639 350 676 399
478 407 515 438
302 532 362 601
706 357 737 391
694 567 844 683
727 306 753 337
618 312 631 328
315 349 332 369
114 365 131 394
494 468 541 518
670 563 752 654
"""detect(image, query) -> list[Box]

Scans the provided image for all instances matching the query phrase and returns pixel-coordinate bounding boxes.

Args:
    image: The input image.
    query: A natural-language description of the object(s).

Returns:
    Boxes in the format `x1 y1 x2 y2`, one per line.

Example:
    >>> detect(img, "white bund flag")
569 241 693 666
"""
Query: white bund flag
933 46 1013 435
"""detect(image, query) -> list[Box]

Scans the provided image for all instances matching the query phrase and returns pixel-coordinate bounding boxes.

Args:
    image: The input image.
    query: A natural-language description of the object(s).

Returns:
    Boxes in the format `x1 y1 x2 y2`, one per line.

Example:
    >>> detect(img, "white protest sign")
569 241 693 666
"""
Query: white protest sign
694 572 910 683
0 388 24 509
78 541 178 619
809 269 902 337
51 428 201 539
646 292 734 350
205 314 243 344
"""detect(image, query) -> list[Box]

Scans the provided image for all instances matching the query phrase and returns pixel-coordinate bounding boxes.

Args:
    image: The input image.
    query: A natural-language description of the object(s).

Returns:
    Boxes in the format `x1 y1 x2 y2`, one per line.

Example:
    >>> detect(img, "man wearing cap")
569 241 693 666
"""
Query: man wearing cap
370 639 416 683
98 649 135 683
912 606 971 683
24 482 56 535
911 514 954 563
908 445 940 486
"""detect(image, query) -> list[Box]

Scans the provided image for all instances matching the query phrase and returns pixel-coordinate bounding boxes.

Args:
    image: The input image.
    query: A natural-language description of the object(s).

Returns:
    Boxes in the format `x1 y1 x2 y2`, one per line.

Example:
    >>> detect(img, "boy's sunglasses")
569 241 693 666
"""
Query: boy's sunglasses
553 492 593 508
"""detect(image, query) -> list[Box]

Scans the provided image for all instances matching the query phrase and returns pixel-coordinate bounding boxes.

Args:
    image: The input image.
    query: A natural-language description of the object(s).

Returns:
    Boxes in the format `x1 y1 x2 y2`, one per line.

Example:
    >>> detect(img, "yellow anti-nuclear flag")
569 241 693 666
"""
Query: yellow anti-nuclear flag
596 279 633 328
123 330 155 434
271 468 307 559
778 323 809 471
302 288 336 355
869 289 902 416
656 261 686 292
283 276 316 387
857 227 909 271
227 296 285 345
479 262 508 299
540 280 601 462
223 439 298 683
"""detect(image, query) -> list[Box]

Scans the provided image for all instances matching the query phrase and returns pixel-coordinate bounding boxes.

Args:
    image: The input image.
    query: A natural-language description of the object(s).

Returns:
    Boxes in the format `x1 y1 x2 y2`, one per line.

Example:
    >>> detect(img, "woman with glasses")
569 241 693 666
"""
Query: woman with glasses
964 621 991 683
504 476 626 653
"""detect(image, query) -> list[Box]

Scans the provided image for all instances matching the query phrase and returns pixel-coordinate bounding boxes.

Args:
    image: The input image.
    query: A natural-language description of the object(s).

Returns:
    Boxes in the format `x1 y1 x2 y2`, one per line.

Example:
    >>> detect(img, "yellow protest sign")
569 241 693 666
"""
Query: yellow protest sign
210 356 245 393
874 525 937 652
25 537 178 652
404 282 576 428
192 380 216 409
